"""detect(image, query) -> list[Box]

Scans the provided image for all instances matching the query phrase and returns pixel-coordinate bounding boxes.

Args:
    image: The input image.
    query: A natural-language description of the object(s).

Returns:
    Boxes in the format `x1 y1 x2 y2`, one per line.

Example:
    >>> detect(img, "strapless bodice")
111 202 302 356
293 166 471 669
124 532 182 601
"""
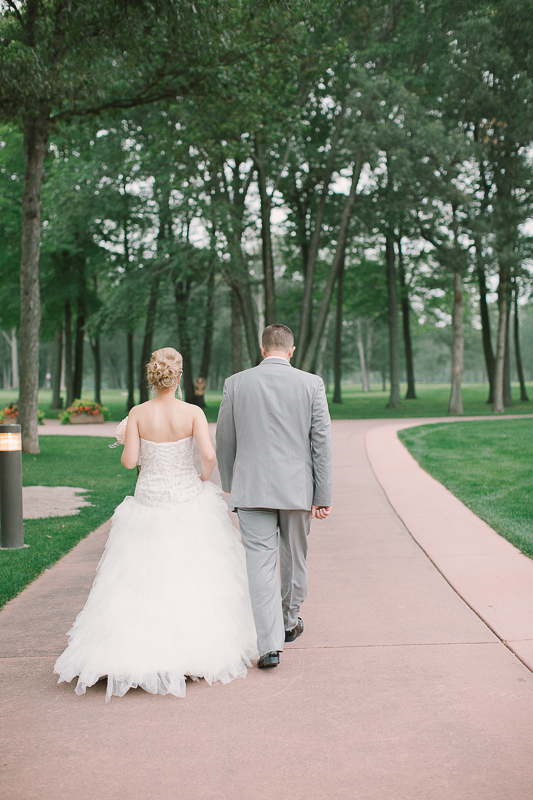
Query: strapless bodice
134 437 203 506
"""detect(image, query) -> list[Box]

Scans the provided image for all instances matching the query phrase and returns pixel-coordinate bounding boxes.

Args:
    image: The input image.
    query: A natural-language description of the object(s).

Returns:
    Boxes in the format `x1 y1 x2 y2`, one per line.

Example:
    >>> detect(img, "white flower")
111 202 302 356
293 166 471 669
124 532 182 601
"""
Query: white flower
109 416 128 448
115 416 128 444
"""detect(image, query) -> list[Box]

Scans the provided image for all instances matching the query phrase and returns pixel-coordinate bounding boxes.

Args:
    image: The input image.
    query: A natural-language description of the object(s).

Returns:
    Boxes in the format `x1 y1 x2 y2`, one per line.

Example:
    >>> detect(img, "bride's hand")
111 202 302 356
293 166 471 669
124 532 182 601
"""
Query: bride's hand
199 473 209 482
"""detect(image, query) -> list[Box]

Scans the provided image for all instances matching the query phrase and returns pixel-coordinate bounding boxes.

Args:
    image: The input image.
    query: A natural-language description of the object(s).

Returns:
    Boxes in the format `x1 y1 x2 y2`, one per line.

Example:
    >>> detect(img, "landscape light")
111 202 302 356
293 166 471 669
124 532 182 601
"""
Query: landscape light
0 429 22 451
0 423 26 549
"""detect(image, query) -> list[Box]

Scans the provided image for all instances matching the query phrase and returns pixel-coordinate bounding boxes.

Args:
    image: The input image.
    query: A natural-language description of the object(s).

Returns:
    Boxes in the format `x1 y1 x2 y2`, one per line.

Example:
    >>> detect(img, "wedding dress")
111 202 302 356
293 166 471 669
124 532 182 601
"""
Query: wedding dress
54 436 257 702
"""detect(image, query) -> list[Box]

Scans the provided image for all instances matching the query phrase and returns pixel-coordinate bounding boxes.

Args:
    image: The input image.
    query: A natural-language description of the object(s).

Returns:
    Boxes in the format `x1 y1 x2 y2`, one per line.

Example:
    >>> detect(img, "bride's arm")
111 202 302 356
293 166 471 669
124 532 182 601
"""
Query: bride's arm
121 408 140 469
192 409 216 481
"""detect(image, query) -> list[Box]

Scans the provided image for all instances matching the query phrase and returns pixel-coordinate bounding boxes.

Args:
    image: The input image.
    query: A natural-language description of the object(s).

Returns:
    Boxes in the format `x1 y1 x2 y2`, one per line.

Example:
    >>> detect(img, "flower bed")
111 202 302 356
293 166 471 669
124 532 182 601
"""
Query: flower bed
60 400 110 425
0 404 45 425
68 412 105 424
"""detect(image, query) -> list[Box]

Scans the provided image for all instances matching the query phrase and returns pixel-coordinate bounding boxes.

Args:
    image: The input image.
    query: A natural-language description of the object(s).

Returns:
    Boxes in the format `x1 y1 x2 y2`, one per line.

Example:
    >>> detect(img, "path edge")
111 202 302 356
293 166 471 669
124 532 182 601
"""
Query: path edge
365 420 533 674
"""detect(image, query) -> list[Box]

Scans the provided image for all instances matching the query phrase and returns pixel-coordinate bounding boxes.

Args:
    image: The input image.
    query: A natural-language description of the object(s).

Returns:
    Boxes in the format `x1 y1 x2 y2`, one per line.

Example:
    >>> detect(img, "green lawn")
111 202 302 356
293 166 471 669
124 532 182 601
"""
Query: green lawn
0 436 136 609
1 381 533 424
326 382 533 419
398 419 533 558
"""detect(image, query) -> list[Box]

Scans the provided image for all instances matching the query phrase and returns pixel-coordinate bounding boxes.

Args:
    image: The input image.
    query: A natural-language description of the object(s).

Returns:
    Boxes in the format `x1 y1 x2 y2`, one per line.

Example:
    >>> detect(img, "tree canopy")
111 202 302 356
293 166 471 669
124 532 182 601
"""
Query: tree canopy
0 0 532 449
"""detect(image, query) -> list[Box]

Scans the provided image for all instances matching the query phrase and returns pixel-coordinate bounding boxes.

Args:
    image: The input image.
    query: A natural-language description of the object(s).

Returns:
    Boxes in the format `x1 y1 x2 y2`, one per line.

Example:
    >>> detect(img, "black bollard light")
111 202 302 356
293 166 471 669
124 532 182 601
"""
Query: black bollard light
0 423 26 549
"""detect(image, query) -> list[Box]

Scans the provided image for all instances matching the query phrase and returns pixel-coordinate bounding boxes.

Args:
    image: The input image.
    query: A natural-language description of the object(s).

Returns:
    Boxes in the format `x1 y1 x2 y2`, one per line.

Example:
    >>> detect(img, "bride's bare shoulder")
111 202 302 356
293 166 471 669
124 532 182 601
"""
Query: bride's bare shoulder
128 401 150 417
178 400 205 419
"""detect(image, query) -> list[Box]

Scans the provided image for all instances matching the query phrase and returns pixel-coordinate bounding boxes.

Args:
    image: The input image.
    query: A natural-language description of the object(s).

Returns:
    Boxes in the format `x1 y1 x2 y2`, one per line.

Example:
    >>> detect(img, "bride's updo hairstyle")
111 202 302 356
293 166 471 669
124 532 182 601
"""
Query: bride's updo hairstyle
146 347 183 390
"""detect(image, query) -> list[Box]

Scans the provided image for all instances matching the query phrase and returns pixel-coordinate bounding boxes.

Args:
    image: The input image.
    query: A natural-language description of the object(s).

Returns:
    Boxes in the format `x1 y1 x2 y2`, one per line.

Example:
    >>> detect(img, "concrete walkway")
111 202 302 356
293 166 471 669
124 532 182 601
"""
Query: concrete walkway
2 418 533 800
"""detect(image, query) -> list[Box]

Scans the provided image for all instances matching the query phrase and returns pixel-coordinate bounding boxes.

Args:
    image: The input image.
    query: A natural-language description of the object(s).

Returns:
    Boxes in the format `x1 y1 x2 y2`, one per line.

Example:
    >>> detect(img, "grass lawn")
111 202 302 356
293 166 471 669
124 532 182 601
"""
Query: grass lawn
1 381 533 423
0 436 136 610
398 419 533 558
326 382 533 419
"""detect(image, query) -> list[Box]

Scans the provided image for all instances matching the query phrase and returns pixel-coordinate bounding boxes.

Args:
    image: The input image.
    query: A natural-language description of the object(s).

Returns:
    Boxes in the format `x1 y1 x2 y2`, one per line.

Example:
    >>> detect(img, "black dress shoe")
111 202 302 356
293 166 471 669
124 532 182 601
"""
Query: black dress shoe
257 651 280 669
285 617 304 643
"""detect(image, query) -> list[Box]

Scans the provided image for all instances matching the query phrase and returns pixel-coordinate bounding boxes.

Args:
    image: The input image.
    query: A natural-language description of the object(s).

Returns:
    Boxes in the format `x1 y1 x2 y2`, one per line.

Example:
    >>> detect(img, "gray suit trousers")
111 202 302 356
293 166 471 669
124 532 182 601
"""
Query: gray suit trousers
237 507 311 657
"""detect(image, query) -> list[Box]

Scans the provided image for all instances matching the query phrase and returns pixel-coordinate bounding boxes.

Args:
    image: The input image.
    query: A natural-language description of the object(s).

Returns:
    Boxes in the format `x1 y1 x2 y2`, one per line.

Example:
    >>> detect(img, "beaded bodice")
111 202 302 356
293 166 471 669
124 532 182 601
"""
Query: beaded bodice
134 437 203 506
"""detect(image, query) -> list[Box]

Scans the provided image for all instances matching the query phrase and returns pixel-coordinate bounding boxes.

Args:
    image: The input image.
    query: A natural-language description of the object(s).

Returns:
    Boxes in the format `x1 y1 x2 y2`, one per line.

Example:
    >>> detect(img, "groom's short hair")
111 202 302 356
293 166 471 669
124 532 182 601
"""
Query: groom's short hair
262 324 294 353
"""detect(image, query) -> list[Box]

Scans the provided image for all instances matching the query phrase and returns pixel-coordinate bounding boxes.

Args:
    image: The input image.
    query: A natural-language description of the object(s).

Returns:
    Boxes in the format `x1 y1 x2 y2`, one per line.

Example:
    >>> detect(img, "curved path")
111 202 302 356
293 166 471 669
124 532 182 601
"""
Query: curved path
1 418 533 800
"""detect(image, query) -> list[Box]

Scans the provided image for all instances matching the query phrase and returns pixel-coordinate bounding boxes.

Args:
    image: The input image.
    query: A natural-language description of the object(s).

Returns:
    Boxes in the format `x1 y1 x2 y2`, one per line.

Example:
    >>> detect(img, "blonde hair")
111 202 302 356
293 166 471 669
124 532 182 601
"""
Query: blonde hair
146 347 183 390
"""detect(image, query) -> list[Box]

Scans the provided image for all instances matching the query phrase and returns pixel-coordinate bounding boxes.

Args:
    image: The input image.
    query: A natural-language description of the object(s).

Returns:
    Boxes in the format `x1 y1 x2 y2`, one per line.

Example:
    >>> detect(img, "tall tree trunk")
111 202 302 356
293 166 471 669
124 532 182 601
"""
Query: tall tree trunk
513 281 529 402
315 312 332 382
139 271 162 403
356 320 370 393
64 300 74 406
200 266 216 380
255 134 276 326
503 294 513 408
241 280 261 365
72 299 85 401
12 330 19 390
212 159 261 367
366 323 374 385
296 102 349 366
397 238 416 399
332 246 345 404
385 232 402 409
121 209 136 411
126 331 135 411
289 177 310 290
448 271 464 414
174 280 196 403
492 265 510 413
232 292 243 374
90 337 102 405
472 136 494 403
140 179 171 402
223 268 260 367
51 326 63 409
475 242 495 403
18 111 49 453
301 158 362 372
2 329 19 390
196 263 217 407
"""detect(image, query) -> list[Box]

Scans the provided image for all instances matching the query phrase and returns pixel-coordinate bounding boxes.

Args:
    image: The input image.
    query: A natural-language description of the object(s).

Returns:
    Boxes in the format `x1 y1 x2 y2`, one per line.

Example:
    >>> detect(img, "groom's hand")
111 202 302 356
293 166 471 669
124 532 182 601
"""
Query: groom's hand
311 505 332 520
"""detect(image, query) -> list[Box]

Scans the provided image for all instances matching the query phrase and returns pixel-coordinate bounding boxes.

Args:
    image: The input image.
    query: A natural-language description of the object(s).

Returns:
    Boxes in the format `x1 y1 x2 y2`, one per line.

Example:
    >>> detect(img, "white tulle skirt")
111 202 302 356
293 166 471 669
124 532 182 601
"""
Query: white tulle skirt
54 483 258 702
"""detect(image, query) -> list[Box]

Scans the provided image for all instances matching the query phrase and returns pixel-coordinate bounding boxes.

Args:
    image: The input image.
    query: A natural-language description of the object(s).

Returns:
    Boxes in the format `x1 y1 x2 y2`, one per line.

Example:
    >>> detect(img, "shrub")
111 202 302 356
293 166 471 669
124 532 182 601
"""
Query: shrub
0 403 44 425
59 399 111 425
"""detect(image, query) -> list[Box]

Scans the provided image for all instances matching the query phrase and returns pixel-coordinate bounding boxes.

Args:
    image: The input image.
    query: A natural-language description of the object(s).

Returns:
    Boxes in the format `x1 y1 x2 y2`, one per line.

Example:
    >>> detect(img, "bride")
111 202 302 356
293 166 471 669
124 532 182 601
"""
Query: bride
54 347 257 702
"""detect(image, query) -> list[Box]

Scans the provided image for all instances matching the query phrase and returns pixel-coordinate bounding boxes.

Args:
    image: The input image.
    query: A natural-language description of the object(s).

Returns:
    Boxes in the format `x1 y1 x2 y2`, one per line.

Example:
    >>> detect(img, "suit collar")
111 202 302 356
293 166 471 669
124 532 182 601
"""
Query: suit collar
259 357 291 367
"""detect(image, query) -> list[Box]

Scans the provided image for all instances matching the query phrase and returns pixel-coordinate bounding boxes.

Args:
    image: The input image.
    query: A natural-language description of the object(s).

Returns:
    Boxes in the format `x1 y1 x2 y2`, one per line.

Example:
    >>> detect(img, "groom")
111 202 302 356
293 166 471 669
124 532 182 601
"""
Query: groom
216 324 333 668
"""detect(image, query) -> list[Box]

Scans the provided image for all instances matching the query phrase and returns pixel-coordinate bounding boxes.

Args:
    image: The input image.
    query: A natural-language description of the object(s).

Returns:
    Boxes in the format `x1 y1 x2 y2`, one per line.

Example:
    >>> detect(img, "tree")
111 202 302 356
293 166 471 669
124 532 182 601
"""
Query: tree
0 124 23 387
0 0 314 450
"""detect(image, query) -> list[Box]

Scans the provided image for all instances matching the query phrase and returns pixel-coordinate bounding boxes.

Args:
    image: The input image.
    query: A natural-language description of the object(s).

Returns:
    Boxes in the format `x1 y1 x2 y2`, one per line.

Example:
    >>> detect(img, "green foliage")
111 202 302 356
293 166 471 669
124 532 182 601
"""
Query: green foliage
59 399 110 424
0 123 23 329
1 0 532 400
399 419 533 557
0 402 44 424
0 1 313 121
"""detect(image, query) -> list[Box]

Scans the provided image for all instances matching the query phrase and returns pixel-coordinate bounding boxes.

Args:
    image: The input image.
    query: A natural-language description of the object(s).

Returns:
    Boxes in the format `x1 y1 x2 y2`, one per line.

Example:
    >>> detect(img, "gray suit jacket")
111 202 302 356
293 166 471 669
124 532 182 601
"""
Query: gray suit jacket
216 358 332 510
